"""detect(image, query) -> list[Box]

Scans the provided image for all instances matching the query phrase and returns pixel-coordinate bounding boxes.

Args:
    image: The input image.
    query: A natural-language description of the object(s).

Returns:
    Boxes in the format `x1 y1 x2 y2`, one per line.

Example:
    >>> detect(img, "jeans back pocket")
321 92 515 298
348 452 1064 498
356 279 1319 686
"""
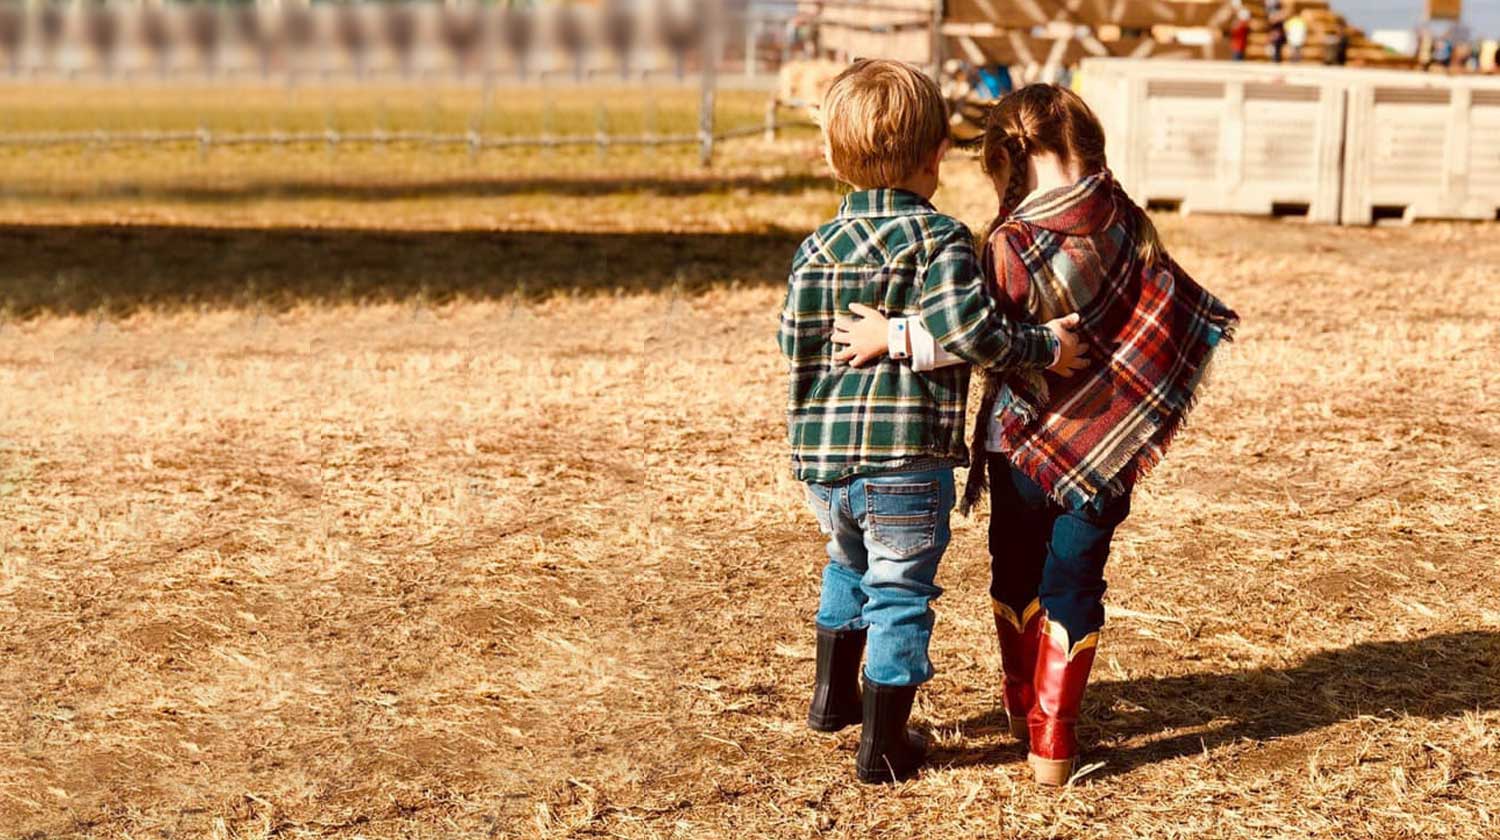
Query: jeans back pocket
866 481 939 559
806 483 834 535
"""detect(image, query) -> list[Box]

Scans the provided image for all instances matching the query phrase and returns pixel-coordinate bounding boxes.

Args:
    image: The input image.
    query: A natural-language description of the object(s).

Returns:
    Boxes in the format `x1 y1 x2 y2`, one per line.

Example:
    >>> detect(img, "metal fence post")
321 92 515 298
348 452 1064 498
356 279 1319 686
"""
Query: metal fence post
745 16 758 82
698 46 716 167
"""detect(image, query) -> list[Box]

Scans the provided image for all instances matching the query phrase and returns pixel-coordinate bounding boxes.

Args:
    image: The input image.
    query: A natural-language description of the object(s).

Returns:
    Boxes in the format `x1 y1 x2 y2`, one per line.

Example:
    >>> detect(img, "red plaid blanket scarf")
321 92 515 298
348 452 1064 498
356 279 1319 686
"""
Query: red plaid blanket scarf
962 171 1240 512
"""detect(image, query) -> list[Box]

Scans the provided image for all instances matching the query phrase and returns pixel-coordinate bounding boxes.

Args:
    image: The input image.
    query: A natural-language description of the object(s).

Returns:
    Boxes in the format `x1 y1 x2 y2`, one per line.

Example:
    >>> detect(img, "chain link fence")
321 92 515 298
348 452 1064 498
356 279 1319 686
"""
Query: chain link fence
0 1 832 165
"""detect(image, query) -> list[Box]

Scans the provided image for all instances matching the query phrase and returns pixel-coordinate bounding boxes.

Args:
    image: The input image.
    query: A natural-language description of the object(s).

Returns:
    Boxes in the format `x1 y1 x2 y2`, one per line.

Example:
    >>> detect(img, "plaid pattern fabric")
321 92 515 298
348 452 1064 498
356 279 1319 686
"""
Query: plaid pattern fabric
968 171 1240 510
778 189 1060 484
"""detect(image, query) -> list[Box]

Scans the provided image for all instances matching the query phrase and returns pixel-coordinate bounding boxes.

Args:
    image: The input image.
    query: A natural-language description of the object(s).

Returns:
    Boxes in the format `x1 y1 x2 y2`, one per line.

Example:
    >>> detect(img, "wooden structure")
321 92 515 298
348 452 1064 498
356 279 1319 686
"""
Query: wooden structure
944 0 1240 72
815 0 1416 77
1078 57 1500 224
817 0 941 65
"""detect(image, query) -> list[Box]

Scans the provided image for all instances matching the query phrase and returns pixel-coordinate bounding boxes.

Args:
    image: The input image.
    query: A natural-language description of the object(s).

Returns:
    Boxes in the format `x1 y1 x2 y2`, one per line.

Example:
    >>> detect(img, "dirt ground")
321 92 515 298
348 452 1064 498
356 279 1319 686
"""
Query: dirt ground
2 122 1499 838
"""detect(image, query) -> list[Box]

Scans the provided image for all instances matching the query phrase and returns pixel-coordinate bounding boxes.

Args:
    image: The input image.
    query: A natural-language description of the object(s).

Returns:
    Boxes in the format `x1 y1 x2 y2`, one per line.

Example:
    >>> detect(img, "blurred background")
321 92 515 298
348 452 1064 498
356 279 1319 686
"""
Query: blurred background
3 4 1499 838
0 0 1494 317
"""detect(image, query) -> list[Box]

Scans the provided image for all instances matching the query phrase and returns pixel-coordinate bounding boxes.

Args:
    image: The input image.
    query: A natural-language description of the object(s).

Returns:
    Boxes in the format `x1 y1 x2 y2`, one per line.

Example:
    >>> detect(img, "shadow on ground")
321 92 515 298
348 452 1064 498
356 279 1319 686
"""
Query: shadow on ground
0 224 804 317
944 631 1500 776
0 173 832 205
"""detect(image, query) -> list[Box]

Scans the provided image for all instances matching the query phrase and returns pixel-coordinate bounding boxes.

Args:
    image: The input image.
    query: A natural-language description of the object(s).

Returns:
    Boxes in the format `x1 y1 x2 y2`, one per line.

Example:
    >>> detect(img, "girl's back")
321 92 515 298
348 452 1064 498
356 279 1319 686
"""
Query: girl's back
966 85 1239 510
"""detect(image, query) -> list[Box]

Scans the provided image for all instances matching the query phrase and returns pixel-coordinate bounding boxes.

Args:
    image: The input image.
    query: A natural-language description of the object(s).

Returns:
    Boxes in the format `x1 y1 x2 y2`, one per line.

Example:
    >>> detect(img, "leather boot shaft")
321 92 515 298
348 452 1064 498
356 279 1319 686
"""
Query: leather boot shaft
855 679 928 783
807 626 866 732
1026 616 1099 785
993 598 1044 740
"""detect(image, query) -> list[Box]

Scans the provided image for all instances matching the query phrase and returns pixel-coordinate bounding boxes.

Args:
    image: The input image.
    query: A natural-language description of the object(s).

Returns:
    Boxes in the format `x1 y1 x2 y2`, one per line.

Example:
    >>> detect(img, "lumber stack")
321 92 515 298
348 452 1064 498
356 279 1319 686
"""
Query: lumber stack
935 0 1412 73
1236 0 1412 68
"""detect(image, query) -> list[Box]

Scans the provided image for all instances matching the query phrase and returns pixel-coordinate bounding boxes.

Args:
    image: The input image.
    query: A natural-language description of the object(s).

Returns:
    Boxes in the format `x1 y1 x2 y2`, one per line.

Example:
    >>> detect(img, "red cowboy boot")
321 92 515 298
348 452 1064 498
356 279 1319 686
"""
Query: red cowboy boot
992 598 1043 741
1026 615 1100 786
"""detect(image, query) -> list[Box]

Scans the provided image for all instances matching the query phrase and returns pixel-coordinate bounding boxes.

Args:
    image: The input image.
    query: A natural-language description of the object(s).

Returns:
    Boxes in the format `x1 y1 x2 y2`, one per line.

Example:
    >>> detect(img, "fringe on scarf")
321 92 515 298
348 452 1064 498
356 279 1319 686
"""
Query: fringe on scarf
1101 313 1239 500
959 312 1238 515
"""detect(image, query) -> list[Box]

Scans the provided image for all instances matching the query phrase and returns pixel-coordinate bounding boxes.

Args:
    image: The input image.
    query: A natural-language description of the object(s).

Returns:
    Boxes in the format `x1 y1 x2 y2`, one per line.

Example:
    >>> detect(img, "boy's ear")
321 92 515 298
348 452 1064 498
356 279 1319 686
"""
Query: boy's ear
927 139 951 174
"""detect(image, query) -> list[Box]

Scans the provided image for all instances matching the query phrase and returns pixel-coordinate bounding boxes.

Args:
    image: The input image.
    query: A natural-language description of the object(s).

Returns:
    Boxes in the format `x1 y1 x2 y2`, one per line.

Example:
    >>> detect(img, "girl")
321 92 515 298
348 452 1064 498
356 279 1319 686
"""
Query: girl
833 84 1239 785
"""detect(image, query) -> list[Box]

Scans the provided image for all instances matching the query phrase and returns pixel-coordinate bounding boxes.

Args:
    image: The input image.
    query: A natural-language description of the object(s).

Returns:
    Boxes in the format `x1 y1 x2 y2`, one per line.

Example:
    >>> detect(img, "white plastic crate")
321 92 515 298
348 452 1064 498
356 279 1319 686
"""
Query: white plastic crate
1342 81 1500 223
1079 59 1346 223
1079 58 1500 225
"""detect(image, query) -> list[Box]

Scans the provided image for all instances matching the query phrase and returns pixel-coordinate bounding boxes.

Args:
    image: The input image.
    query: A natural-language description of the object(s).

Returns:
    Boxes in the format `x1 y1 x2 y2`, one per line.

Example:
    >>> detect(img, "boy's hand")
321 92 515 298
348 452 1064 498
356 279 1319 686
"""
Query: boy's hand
832 304 891 367
1045 313 1091 377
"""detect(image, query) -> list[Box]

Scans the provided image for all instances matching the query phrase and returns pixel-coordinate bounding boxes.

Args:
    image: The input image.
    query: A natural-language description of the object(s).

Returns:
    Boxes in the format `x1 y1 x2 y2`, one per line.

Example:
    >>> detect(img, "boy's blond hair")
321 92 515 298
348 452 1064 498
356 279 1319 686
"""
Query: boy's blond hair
820 59 949 190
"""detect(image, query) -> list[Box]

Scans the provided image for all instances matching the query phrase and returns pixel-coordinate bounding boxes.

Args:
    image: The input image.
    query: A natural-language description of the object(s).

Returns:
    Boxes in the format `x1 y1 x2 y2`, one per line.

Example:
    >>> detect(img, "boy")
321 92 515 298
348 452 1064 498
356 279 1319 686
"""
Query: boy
778 59 1087 784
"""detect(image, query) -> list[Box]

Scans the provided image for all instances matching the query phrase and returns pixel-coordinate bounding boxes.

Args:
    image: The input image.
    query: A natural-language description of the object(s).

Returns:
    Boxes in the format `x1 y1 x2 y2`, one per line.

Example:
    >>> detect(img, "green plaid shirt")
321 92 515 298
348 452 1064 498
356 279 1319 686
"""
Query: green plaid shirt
778 189 1060 483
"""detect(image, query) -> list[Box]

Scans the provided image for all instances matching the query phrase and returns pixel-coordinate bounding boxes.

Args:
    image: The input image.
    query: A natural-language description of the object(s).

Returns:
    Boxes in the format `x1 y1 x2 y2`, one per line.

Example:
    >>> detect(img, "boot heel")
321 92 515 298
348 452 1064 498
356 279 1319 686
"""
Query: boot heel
1027 753 1075 786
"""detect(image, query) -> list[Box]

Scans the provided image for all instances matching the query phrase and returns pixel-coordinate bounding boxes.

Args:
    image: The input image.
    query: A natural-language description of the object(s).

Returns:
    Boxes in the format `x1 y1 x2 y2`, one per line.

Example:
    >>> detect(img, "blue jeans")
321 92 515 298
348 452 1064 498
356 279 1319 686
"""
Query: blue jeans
807 468 955 687
987 455 1131 643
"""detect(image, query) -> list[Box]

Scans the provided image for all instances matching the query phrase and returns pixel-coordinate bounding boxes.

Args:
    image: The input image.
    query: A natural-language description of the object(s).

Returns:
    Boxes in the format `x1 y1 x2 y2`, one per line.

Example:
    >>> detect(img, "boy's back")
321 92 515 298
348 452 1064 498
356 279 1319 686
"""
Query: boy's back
779 193 979 483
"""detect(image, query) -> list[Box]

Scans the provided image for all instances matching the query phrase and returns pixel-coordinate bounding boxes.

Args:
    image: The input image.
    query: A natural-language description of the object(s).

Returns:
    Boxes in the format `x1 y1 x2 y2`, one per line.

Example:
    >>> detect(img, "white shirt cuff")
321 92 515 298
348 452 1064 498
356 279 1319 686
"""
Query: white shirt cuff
887 318 911 361
902 317 964 372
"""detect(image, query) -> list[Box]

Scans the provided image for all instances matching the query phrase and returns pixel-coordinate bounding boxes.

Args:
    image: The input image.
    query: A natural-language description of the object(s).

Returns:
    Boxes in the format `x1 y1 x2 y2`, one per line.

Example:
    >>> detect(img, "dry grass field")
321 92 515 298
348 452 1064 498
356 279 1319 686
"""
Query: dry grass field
2 84 1499 839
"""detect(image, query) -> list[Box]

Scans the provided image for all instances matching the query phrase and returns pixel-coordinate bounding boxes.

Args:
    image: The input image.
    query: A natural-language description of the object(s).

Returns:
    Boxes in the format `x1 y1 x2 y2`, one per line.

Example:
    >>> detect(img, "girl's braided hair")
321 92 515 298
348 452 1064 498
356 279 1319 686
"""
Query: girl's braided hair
953 84 1163 514
959 83 1160 265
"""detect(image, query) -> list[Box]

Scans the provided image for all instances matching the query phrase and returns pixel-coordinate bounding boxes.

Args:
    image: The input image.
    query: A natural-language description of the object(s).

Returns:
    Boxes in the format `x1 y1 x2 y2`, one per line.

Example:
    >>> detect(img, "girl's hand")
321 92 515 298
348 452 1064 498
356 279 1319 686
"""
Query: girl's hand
832 303 891 367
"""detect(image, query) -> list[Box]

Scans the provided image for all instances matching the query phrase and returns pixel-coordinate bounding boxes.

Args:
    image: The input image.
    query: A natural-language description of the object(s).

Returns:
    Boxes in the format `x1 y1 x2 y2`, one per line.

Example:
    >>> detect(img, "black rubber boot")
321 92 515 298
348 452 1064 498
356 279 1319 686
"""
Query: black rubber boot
806 626 866 732
855 679 928 783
